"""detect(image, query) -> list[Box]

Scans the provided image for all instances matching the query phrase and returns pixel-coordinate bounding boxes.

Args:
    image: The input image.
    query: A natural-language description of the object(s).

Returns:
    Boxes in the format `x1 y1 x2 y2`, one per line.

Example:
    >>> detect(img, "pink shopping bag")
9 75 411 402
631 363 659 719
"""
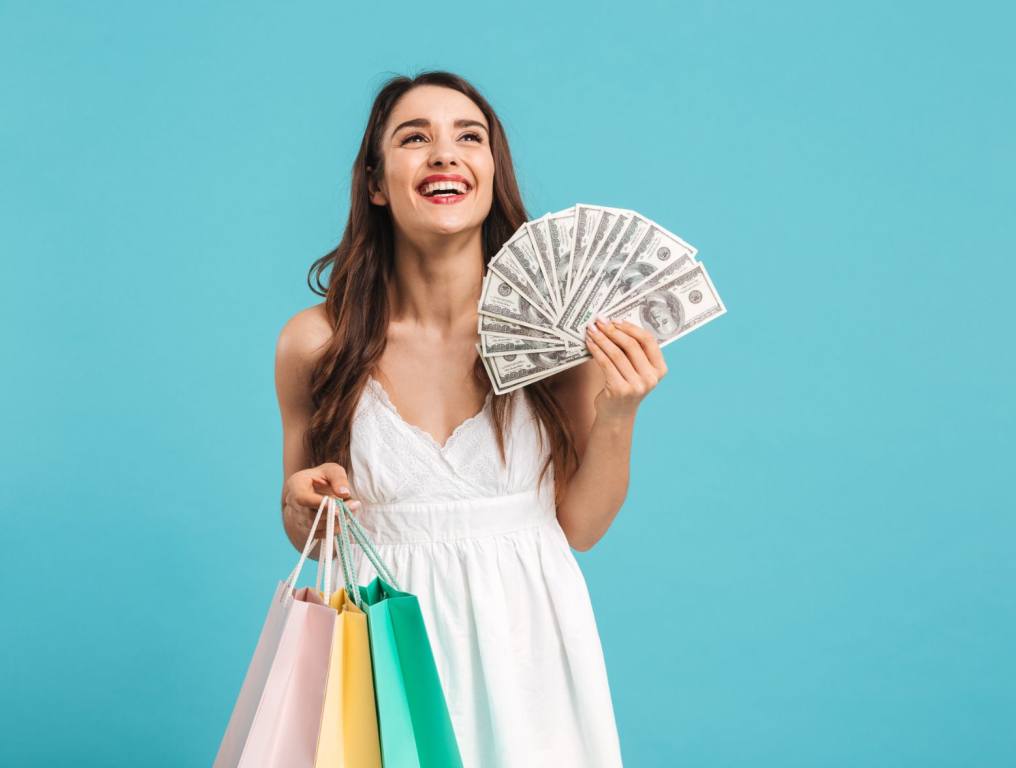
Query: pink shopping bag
214 497 346 768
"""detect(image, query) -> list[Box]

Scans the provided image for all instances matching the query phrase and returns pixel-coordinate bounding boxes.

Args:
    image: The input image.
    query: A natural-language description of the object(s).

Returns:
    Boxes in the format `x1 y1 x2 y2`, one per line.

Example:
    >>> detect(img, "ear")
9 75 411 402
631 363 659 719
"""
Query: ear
366 165 388 206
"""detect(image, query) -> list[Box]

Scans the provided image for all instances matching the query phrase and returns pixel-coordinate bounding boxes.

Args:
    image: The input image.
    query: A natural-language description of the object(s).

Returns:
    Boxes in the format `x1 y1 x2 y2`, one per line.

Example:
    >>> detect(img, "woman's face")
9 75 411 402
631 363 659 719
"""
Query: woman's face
370 85 495 240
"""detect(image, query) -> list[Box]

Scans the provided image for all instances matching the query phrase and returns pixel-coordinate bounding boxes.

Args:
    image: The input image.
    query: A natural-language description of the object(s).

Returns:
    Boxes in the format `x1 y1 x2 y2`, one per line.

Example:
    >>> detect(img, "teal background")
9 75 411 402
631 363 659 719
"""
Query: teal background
2 1 1013 765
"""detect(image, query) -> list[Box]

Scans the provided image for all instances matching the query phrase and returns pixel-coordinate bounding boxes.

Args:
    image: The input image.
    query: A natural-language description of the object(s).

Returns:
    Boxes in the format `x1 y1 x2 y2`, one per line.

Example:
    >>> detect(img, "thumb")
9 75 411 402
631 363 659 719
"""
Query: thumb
319 465 352 499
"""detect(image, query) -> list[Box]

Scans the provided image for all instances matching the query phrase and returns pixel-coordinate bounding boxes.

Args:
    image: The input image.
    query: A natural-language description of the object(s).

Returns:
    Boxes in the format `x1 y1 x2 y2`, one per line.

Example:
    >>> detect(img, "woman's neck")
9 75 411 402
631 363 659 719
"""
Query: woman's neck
389 227 485 334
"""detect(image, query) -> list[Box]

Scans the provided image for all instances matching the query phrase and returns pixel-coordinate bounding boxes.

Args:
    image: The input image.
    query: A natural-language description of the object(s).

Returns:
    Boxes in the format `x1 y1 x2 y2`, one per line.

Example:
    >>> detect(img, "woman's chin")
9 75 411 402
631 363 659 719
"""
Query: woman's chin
430 222 477 237
416 211 485 237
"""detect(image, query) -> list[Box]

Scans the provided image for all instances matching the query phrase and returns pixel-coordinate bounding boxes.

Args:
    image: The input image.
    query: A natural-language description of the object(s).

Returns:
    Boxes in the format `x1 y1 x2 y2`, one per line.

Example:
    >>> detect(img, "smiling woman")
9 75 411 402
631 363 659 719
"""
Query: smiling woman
273 70 645 767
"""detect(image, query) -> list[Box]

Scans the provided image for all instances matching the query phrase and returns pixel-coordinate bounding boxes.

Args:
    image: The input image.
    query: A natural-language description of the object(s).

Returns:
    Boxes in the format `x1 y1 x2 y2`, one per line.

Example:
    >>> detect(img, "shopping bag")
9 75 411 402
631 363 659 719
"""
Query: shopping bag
333 498 464 768
214 497 344 768
313 500 382 767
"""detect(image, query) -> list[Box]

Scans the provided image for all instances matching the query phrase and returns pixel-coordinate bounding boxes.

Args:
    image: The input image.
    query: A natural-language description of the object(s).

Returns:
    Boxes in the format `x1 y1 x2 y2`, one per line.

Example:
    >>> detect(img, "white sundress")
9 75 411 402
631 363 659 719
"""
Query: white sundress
343 375 625 768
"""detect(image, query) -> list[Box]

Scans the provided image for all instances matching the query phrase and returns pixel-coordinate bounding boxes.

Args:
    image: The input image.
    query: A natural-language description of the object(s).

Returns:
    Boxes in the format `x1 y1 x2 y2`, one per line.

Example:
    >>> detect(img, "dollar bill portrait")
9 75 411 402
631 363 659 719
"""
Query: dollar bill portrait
615 260 656 295
639 290 684 340
602 248 630 286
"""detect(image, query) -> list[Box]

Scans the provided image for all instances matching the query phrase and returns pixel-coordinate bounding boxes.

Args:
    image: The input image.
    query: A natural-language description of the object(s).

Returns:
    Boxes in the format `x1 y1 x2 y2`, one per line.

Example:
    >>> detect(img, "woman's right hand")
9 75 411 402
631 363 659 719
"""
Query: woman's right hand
283 462 362 543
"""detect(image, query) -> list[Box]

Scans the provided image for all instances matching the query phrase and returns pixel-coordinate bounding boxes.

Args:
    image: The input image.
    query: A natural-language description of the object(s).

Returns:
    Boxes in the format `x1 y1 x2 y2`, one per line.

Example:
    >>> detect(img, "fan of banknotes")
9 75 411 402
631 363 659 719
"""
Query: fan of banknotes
476 203 726 394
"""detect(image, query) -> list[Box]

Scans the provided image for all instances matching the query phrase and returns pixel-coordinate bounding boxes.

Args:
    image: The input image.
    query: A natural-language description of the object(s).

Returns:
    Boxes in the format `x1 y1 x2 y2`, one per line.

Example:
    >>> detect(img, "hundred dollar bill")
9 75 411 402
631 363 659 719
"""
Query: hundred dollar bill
605 262 726 348
487 248 556 323
564 204 602 303
597 221 698 314
600 251 696 316
477 342 591 395
480 333 567 357
502 225 557 315
478 312 563 343
524 214 561 312
545 206 575 316
570 207 627 289
479 270 557 334
558 211 650 339
478 346 512 395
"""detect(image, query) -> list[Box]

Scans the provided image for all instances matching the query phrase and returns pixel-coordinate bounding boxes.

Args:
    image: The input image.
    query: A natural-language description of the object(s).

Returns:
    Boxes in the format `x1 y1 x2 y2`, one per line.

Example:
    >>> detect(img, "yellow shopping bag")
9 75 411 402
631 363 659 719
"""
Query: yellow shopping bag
313 500 382 768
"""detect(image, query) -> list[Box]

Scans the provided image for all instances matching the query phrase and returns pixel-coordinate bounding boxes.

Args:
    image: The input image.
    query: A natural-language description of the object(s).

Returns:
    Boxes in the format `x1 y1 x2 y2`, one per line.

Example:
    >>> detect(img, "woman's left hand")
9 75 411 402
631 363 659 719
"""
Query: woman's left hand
584 315 668 421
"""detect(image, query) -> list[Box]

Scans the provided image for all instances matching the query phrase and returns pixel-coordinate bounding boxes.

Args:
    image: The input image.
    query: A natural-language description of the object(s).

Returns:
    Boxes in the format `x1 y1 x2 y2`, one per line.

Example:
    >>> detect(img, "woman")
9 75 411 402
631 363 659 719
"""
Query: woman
274 71 666 767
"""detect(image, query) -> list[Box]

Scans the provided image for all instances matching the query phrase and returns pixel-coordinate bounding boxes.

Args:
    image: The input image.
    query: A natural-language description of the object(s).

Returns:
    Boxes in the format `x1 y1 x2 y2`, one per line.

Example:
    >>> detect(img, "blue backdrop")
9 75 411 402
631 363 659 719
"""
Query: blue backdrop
2 1 1013 765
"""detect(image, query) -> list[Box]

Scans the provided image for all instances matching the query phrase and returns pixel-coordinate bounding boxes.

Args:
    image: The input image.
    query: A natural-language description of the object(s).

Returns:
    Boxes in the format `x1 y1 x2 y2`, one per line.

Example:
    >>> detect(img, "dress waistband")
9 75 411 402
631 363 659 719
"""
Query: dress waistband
352 488 555 545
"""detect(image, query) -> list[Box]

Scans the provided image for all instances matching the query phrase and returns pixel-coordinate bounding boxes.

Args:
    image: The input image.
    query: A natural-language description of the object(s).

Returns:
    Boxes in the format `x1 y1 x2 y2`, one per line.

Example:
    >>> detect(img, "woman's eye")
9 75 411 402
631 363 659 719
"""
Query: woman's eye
399 131 484 145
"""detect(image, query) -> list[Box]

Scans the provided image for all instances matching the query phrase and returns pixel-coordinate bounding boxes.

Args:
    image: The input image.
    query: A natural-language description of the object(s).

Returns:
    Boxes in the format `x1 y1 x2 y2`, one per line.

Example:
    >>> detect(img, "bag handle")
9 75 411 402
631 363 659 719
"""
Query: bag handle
335 498 401 591
330 497 364 611
315 509 335 595
282 494 403 609
321 493 337 602
325 496 403 612
330 497 402 593
315 543 324 594
329 497 407 607
283 496 331 605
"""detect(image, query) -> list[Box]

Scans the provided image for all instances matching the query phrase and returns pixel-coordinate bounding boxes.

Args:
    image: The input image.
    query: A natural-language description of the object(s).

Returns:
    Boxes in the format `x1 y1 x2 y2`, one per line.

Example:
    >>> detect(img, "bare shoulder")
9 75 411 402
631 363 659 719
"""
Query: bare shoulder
276 302 332 369
275 303 333 408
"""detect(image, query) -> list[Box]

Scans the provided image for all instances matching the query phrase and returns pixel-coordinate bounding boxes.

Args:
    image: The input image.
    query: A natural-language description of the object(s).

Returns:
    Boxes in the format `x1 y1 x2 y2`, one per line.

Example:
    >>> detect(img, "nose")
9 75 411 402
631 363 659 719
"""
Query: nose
428 133 459 168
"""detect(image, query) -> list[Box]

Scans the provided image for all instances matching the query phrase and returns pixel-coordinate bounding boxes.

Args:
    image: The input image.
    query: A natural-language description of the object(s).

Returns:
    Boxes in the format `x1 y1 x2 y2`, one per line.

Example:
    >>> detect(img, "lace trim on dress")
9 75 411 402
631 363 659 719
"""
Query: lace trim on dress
367 376 493 453
350 377 538 503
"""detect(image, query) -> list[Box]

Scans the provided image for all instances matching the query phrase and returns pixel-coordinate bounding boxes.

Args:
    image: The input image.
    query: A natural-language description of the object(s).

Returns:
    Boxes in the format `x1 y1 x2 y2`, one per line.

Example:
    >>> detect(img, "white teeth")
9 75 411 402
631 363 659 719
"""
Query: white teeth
419 180 468 196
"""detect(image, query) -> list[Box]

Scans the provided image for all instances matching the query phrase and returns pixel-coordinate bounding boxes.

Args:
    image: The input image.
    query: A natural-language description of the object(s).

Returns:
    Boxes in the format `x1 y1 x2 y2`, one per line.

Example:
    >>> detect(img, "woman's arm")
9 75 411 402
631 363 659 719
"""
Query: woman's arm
552 317 667 551
275 305 339 557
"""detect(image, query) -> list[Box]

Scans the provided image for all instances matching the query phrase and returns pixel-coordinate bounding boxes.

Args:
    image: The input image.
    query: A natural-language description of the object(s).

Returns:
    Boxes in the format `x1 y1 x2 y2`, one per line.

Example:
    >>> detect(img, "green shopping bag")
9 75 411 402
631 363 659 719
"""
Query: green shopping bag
332 498 464 768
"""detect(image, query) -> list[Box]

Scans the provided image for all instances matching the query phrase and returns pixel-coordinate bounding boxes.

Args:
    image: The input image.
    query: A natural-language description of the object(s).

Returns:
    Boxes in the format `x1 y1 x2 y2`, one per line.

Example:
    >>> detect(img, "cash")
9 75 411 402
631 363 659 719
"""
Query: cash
478 204 726 394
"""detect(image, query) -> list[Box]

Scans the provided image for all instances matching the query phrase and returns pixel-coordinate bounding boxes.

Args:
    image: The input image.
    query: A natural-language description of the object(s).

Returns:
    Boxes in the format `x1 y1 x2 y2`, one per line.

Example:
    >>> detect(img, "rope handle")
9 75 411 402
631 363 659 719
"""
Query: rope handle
315 535 328 594
315 500 338 597
283 495 402 607
283 496 330 604
333 496 365 611
321 491 336 602
333 497 401 592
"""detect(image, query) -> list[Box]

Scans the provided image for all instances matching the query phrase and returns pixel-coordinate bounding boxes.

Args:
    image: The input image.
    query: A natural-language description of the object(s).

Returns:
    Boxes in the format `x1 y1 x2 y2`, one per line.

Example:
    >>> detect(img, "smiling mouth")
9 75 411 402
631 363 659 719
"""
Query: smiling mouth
416 180 472 205
417 182 471 198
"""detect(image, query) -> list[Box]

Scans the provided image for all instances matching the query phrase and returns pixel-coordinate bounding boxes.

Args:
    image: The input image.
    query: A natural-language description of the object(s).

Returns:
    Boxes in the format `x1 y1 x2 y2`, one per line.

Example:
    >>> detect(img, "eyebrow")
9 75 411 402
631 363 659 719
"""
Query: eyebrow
390 117 489 136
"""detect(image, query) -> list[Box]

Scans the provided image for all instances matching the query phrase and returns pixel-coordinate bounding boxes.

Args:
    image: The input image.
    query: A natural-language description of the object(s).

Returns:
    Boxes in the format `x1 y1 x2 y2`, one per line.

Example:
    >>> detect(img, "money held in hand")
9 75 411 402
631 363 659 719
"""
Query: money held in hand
477 204 727 394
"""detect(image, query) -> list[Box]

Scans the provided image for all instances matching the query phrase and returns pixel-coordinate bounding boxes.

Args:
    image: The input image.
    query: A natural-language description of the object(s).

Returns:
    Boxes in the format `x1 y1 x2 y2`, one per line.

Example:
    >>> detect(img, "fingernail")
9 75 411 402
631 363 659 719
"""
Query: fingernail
338 486 350 496
348 500 362 510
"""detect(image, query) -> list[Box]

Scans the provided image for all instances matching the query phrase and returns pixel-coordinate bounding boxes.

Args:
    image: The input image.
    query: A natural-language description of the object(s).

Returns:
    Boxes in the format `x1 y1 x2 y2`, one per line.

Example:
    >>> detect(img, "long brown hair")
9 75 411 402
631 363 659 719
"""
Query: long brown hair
305 70 578 506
